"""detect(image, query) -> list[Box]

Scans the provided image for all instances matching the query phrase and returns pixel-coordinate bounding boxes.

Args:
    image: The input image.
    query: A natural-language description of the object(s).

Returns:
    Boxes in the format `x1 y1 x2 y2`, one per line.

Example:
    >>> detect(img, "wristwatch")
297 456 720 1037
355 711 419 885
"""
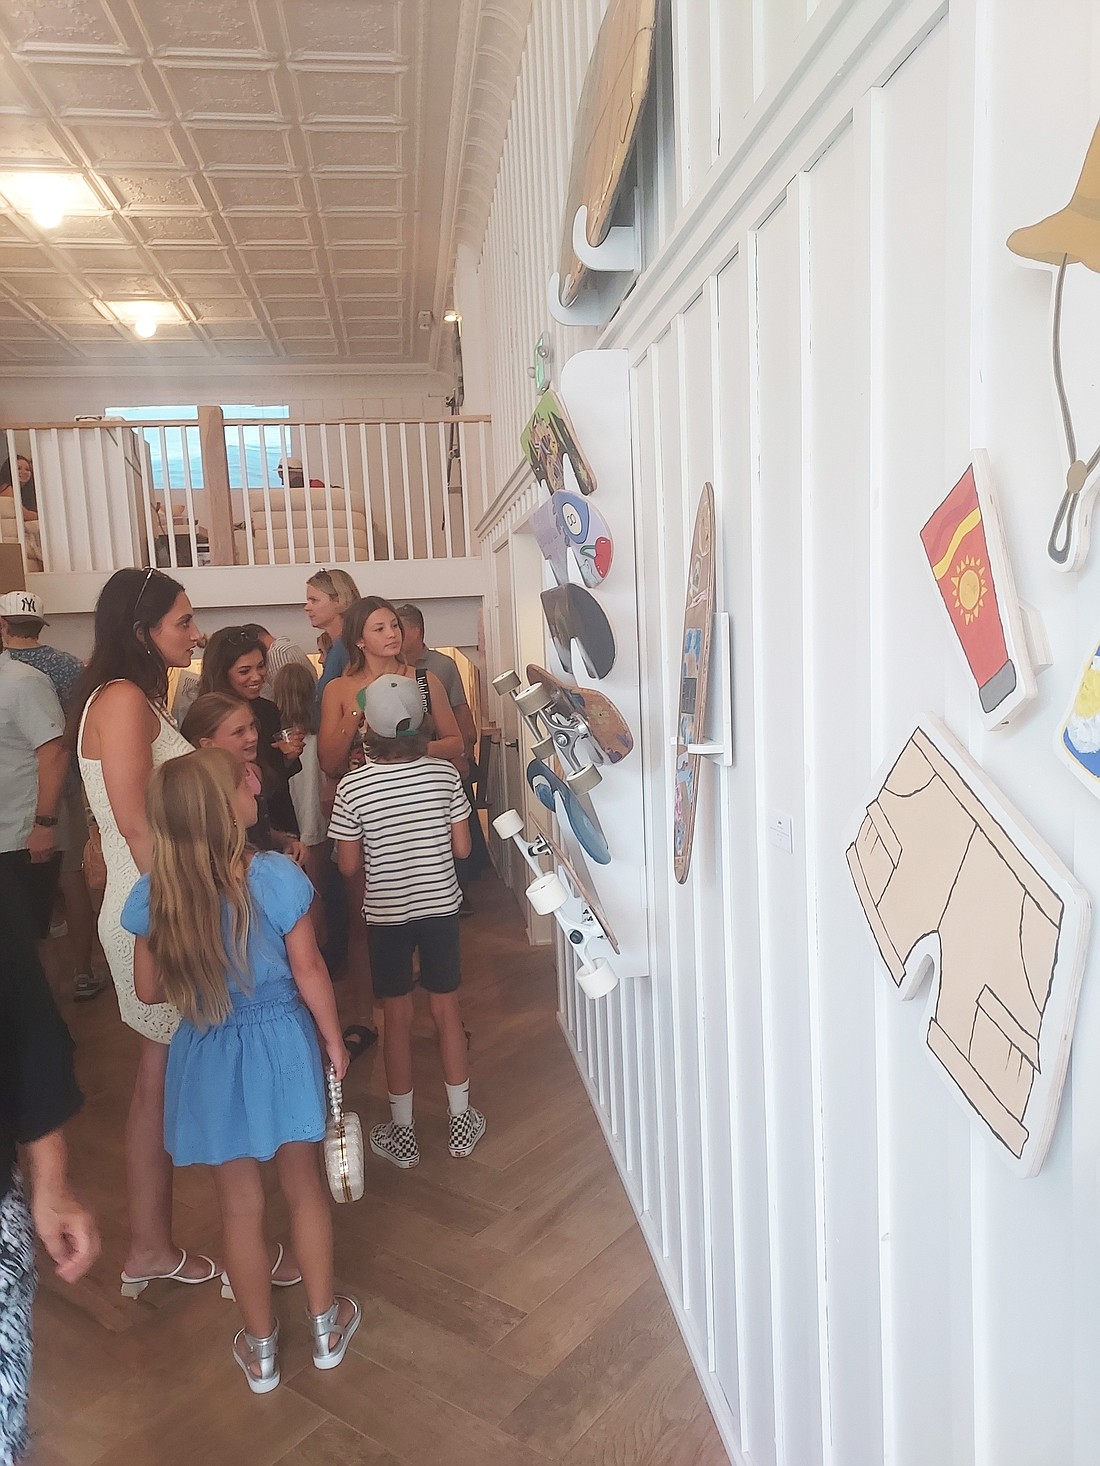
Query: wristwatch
34 814 59 828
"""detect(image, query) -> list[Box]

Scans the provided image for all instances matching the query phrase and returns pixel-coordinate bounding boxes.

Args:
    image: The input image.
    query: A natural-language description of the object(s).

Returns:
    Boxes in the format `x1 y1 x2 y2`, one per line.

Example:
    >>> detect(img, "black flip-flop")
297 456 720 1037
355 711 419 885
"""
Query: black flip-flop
342 1024 378 1062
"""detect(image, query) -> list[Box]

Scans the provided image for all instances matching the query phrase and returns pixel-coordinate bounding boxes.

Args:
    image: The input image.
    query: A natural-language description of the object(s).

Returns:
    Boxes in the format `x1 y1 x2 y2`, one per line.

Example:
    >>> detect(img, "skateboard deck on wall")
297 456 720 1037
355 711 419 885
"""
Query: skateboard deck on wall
555 0 659 309
527 758 611 864
531 494 614 589
539 827 620 953
521 390 597 497
541 583 616 680
673 482 716 884
526 663 632 763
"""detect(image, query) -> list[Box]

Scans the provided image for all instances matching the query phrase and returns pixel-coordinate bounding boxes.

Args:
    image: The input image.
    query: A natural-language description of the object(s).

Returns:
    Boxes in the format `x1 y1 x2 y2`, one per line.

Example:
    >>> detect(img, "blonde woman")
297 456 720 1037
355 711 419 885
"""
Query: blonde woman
121 749 357 1394
305 568 360 707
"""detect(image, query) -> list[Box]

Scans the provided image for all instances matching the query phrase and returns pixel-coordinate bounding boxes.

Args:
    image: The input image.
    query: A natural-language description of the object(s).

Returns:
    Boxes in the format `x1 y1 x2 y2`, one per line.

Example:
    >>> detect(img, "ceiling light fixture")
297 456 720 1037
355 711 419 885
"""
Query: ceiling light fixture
98 299 186 339
30 196 65 230
0 172 106 229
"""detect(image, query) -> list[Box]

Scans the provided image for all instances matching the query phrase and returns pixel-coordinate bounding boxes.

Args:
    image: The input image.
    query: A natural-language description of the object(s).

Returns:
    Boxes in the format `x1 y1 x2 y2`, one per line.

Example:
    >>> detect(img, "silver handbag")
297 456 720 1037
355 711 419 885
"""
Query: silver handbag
322 1065 364 1203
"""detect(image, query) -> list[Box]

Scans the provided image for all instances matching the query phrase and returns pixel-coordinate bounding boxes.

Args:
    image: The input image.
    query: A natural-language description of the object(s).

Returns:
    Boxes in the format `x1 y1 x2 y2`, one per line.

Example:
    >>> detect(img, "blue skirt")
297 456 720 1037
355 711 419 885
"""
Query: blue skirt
165 993 326 1166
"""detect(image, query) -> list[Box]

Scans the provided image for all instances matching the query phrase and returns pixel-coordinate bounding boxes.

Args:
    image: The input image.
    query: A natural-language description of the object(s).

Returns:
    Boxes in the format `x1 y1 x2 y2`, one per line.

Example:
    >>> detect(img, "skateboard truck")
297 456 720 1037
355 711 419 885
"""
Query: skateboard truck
492 808 618 998
492 670 602 793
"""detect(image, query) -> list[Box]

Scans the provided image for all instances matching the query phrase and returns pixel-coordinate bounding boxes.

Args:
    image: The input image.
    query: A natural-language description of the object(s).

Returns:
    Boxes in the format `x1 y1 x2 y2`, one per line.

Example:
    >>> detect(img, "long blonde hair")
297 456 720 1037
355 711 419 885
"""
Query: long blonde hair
145 748 252 1030
308 567 360 654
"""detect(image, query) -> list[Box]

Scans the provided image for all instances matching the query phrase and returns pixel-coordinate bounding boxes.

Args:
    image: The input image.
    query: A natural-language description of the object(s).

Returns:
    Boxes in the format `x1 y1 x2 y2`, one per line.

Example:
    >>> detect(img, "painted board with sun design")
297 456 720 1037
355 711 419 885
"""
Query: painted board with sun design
919 452 1036 728
1056 636 1100 797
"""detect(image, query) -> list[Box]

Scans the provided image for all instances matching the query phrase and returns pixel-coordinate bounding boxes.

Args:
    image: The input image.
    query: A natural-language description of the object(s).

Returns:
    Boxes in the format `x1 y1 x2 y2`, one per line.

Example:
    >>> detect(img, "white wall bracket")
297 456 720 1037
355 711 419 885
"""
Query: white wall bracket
669 610 734 765
546 190 641 328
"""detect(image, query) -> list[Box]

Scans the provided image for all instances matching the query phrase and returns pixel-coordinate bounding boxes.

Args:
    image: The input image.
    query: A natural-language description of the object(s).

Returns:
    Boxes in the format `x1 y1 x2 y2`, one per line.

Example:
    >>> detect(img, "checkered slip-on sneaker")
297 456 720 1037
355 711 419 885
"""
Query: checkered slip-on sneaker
447 1107 486 1158
370 1122 420 1169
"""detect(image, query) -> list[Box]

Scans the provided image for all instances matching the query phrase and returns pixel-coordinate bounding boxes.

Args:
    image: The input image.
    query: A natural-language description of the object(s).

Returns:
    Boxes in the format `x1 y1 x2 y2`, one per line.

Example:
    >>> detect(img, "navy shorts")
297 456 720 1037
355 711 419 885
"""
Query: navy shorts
367 915 461 998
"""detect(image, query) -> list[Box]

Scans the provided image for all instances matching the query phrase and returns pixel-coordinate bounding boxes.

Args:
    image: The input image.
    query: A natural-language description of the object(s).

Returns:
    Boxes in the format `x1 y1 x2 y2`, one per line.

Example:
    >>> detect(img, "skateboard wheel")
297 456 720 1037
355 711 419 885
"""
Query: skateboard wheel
565 763 602 794
576 959 618 1000
492 670 521 696
527 872 567 915
515 681 554 715
493 809 524 839
530 736 554 760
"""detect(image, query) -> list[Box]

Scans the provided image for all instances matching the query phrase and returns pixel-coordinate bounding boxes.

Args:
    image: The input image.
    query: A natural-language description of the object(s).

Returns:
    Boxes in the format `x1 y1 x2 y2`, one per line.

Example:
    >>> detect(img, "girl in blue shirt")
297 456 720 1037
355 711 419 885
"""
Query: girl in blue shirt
122 747 357 1395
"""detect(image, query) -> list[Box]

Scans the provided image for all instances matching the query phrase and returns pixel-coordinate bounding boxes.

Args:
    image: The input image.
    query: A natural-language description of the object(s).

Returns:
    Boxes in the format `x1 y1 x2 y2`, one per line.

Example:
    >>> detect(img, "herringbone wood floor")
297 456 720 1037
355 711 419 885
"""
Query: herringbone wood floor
30 871 727 1466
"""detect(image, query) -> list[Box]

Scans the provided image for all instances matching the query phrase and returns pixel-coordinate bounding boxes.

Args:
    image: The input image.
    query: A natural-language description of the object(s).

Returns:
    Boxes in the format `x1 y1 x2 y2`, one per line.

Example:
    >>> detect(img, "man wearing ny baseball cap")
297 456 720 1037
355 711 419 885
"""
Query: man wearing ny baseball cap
328 674 485 1170
0 593 107 1000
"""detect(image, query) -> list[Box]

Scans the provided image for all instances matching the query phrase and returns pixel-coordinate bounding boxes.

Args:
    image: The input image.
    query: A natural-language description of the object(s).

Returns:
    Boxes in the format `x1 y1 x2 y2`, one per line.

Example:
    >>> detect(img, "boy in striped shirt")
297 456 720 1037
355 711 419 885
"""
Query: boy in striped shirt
329 675 484 1166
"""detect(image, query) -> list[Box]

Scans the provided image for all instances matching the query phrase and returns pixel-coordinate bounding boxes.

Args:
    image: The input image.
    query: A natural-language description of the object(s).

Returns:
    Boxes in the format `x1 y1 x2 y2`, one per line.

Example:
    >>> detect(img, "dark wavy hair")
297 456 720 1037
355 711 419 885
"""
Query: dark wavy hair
198 626 265 698
67 568 186 740
344 596 403 676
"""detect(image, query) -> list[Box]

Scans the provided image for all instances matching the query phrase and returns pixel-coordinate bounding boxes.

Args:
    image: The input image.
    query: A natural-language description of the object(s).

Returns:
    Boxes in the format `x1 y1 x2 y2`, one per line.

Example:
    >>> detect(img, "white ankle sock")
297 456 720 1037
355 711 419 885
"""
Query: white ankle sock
446 1080 470 1117
389 1090 414 1128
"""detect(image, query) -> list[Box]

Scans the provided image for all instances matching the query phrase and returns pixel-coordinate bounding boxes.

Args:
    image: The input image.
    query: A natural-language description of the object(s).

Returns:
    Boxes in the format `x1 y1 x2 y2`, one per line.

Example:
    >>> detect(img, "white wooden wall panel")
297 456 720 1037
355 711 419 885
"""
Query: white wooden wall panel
470 0 1100 1463
800 118 886 1466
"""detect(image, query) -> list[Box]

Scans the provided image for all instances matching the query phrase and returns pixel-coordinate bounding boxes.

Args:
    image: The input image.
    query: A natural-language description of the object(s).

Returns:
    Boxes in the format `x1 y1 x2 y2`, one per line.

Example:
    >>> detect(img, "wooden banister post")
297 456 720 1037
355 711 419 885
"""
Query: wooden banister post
197 405 235 565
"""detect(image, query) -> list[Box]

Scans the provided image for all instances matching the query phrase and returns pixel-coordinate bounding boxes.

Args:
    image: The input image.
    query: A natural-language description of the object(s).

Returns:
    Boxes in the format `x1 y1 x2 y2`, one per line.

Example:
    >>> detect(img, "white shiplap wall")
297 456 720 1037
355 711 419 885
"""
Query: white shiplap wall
466 0 1100 1462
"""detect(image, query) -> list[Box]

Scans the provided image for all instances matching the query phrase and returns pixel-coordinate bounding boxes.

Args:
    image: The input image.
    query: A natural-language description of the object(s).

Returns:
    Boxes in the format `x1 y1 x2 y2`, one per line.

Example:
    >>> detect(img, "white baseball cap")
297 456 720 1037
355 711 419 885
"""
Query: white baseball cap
358 675 425 738
0 590 47 623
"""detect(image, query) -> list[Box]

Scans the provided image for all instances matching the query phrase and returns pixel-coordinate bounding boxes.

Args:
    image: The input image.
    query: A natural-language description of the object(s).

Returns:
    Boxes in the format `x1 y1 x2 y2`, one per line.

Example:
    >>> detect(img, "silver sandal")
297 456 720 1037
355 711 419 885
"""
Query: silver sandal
308 1294 361 1370
232 1321 280 1395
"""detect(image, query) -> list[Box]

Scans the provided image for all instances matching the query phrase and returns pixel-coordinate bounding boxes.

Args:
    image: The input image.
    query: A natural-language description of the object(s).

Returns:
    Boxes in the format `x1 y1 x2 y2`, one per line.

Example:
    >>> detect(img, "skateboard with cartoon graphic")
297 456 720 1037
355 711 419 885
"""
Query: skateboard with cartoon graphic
521 390 597 497
531 493 614 589
673 482 716 884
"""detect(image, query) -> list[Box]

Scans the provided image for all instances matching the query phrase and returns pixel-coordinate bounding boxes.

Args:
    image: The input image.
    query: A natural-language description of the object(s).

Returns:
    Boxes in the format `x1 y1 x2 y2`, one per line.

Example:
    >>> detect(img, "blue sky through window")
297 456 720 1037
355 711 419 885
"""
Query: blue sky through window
106 404 291 490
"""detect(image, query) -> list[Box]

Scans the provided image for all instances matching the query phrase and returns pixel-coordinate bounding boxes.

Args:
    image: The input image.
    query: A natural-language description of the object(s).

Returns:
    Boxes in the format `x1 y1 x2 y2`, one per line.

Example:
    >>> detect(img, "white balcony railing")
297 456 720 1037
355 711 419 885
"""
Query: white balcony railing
0 412 491 580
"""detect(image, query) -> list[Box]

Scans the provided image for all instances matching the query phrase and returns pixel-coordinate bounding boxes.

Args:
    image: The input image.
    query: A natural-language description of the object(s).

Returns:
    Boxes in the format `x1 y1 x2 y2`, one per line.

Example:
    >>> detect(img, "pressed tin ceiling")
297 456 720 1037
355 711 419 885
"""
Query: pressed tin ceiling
0 0 531 372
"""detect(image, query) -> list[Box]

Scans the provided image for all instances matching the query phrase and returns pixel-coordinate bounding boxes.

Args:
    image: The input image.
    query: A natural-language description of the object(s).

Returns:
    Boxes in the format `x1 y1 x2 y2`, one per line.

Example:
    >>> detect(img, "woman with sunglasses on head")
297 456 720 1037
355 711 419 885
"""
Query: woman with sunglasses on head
305 568 360 709
69 566 217 1295
197 628 305 860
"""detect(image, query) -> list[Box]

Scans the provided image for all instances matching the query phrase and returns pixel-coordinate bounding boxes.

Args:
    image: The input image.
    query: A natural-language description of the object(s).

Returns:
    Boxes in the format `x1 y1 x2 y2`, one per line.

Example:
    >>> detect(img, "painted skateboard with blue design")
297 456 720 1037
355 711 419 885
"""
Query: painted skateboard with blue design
527 758 611 864
531 493 614 589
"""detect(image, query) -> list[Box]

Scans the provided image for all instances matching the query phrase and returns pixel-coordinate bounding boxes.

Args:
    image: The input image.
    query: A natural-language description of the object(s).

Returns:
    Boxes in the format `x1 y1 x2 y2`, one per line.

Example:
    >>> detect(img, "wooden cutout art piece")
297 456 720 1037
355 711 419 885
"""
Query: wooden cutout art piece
556 0 658 309
521 390 597 497
1008 119 1100 570
846 717 1090 1176
673 482 716 884
540 583 616 680
1054 633 1100 797
919 452 1037 727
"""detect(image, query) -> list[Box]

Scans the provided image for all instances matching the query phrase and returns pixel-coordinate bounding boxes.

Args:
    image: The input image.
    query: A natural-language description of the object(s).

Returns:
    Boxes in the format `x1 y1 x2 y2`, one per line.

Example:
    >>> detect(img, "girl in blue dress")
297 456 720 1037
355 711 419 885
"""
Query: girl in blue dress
121 746 359 1395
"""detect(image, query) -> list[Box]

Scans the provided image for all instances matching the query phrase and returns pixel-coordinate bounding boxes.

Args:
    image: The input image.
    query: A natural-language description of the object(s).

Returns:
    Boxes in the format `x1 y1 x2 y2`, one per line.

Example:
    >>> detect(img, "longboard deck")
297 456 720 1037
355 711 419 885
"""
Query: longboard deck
555 0 658 309
673 482 716 884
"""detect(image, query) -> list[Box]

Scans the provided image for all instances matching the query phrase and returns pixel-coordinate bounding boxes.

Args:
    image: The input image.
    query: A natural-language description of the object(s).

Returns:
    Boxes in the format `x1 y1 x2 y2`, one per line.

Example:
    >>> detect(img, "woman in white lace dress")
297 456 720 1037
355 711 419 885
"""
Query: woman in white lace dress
72 568 217 1294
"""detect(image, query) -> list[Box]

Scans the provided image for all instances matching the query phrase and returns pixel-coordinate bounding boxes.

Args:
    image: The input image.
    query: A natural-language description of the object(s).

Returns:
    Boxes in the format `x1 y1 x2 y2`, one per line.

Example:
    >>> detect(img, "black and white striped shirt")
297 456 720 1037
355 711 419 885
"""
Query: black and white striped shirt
328 758 471 924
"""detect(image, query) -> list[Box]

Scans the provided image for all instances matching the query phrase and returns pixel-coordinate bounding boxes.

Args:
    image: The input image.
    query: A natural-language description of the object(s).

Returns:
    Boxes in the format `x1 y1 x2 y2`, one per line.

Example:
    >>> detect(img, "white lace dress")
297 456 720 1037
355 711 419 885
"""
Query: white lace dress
78 684 193 1044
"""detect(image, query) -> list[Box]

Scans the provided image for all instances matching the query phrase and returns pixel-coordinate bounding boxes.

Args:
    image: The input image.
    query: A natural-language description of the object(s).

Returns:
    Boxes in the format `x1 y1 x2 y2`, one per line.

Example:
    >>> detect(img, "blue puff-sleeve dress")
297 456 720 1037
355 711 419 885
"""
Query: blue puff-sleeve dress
121 851 326 1166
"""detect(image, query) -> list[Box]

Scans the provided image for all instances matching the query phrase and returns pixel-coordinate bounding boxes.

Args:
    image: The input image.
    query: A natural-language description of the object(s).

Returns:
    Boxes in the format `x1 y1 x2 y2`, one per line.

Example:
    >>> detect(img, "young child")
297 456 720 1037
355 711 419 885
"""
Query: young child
329 675 483 1167
121 747 359 1394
